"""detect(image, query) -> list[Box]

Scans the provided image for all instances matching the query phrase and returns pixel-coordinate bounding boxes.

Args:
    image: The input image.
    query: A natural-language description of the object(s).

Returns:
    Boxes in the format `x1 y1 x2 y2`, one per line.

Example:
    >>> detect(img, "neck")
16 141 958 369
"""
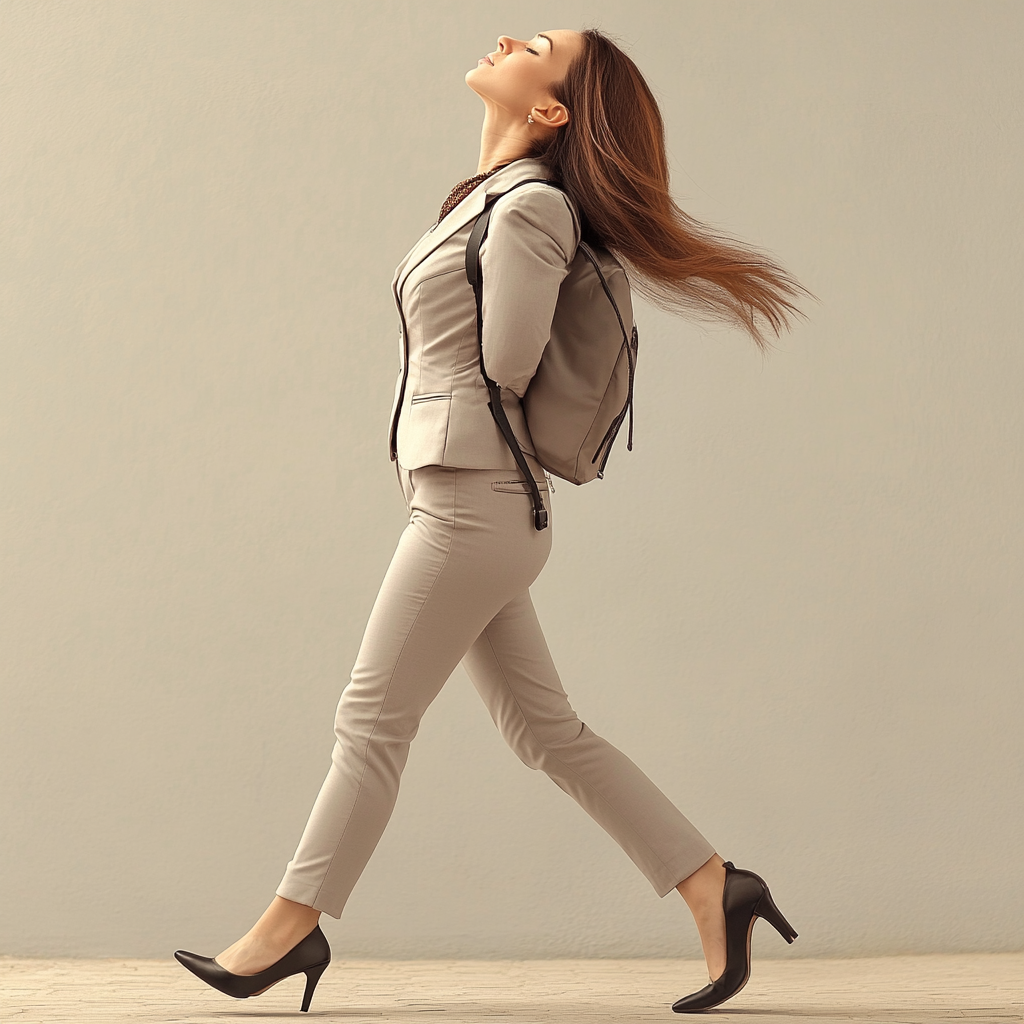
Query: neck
476 103 534 175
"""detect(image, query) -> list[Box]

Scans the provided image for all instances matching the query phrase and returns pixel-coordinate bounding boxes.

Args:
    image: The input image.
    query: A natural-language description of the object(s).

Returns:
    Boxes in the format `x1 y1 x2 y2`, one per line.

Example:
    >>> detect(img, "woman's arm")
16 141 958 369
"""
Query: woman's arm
478 185 580 398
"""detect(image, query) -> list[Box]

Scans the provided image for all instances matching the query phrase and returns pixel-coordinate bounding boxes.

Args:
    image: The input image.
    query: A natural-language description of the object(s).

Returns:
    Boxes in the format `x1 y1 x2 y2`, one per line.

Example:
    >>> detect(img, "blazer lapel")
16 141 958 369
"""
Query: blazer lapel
391 156 554 308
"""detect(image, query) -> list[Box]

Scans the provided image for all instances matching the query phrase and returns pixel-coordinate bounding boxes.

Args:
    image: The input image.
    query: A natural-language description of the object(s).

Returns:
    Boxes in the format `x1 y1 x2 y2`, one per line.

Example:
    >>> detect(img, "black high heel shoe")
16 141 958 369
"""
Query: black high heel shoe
672 860 797 1013
174 922 331 1013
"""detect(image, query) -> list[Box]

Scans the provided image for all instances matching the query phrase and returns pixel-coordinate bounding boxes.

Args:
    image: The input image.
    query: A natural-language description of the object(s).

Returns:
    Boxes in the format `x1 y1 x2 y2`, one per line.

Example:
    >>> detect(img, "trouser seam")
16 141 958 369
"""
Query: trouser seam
480 622 678 878
309 468 459 906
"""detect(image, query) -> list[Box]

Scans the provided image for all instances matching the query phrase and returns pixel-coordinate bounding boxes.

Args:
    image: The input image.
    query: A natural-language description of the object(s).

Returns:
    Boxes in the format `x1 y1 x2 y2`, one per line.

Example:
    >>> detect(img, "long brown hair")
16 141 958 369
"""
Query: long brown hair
529 28 816 353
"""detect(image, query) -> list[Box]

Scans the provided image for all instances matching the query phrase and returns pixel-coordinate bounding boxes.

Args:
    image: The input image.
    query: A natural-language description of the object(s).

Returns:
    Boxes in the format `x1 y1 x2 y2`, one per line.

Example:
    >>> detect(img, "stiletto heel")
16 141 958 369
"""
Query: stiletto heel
301 959 330 1013
754 886 798 942
672 860 797 1013
174 922 331 1013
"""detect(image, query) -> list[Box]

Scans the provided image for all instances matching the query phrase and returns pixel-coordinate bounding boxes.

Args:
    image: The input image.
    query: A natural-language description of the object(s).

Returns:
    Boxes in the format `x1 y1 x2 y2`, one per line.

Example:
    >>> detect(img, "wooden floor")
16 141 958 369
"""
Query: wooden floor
0 953 1020 1023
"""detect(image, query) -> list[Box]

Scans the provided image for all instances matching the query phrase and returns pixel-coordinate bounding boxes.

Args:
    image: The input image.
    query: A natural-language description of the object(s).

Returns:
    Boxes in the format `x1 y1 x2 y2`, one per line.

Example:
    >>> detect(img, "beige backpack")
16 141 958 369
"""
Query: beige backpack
465 178 639 530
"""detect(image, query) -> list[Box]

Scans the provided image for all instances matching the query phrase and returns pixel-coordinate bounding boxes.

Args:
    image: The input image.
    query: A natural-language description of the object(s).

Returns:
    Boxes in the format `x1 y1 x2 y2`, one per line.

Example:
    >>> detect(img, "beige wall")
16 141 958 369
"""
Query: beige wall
2 0 1021 959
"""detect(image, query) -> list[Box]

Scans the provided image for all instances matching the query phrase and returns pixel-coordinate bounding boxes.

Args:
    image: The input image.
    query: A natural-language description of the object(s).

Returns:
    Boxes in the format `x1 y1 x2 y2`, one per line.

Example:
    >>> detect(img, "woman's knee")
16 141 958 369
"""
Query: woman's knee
503 714 587 771
333 685 425 749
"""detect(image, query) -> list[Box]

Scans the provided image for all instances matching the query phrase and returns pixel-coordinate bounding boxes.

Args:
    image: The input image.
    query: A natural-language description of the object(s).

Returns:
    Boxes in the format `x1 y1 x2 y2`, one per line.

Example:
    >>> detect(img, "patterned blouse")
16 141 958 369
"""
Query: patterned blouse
436 161 514 225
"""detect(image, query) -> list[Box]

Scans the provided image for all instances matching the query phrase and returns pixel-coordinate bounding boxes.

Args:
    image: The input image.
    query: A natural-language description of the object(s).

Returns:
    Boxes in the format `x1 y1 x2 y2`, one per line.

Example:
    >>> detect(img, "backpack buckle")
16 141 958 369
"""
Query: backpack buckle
534 507 548 531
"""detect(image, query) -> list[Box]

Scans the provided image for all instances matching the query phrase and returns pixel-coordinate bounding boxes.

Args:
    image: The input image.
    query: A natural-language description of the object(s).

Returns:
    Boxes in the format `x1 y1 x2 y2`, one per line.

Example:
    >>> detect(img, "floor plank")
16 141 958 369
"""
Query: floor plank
0 952 1021 1023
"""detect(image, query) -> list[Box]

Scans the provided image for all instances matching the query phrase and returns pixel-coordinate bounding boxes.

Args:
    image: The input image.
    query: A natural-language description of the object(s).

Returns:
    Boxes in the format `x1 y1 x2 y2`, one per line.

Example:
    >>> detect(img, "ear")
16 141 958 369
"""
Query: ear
530 100 570 129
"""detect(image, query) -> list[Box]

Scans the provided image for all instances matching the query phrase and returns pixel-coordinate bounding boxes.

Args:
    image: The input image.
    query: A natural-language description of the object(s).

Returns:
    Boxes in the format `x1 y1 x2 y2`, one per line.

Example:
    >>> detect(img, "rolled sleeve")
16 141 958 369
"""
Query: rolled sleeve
478 185 579 398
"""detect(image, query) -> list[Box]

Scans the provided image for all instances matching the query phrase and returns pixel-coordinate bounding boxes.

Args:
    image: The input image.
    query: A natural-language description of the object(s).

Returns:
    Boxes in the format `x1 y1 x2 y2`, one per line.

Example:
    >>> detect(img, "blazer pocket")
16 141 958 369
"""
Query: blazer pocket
410 392 453 404
491 478 549 494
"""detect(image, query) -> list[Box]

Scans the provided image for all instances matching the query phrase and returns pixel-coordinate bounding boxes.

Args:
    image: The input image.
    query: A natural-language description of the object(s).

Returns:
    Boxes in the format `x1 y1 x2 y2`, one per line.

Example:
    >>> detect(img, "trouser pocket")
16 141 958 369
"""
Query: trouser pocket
490 477 550 494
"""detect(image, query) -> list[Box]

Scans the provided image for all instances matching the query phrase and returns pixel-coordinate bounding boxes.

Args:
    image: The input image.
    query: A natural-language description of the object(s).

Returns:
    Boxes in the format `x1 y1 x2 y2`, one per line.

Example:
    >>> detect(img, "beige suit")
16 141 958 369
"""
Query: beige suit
387 156 581 472
275 158 717 919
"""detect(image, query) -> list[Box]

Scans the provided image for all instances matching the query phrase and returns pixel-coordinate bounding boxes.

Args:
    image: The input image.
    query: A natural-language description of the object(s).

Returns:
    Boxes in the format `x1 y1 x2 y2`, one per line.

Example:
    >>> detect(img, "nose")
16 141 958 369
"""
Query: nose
496 35 513 54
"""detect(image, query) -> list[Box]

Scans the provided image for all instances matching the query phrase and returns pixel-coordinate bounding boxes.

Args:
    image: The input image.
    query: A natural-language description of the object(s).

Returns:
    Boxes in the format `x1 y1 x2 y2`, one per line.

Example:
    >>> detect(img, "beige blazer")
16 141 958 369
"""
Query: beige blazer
388 156 581 471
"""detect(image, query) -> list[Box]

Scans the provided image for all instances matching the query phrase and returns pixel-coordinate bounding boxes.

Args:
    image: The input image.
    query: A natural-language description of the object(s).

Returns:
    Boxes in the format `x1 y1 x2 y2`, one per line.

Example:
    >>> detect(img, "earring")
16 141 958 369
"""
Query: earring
527 114 534 123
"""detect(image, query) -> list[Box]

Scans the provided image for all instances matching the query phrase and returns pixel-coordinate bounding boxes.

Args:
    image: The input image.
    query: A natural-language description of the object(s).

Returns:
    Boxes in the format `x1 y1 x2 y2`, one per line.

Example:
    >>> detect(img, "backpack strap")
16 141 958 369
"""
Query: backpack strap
465 177 566 531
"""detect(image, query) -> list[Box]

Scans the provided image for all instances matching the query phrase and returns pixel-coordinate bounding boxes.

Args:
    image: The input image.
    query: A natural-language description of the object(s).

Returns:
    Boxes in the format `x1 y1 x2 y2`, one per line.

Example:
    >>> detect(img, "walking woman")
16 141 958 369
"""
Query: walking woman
174 27 812 1015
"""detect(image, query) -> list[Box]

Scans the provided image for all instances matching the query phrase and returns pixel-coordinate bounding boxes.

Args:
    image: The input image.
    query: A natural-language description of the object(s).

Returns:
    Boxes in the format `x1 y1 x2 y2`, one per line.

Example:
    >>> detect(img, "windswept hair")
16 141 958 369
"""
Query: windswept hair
529 28 817 353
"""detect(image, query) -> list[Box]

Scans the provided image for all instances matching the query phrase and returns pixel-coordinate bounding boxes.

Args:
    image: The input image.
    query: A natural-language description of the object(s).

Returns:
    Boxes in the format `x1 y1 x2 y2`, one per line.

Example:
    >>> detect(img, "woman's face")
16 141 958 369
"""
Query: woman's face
466 29 583 125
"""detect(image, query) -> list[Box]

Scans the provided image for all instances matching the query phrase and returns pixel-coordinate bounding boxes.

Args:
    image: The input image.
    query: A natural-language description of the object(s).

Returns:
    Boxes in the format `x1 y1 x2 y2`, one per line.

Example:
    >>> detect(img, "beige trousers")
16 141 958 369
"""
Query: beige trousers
275 454 717 918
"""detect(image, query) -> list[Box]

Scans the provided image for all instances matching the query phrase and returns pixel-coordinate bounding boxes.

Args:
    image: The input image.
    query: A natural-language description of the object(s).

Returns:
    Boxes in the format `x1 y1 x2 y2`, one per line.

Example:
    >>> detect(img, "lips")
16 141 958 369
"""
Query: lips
479 55 493 65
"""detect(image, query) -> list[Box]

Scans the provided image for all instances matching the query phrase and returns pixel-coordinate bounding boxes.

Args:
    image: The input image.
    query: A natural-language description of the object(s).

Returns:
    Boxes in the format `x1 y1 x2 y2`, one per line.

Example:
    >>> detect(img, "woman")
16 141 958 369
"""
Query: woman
174 26 812 1015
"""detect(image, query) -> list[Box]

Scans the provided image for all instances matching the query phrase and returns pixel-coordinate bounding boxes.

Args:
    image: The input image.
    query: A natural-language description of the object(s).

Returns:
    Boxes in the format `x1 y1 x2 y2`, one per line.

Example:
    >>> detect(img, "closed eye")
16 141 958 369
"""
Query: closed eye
525 46 539 55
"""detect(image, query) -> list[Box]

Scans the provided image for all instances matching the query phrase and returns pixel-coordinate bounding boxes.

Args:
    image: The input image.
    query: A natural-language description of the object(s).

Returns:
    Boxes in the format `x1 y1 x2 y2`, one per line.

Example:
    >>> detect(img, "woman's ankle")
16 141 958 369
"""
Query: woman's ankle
253 895 321 943
675 854 726 908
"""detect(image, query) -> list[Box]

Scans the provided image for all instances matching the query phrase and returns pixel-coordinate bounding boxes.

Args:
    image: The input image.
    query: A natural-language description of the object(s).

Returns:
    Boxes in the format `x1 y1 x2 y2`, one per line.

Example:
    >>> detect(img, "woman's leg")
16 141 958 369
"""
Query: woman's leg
216 462 553 973
459 588 729 980
676 854 728 982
